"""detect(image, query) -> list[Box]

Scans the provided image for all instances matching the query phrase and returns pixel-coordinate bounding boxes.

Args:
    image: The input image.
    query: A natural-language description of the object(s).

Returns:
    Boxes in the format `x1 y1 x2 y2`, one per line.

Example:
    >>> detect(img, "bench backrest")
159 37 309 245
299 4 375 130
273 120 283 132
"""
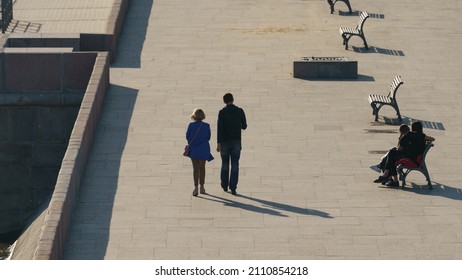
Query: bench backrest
356 11 369 32
419 142 434 169
388 75 404 99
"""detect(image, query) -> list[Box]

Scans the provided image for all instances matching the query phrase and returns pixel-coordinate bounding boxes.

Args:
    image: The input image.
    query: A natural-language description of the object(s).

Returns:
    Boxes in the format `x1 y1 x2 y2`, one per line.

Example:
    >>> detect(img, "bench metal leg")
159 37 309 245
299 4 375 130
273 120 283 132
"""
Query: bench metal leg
372 103 402 122
394 105 402 123
360 34 369 50
344 35 351 50
342 34 367 50
397 166 407 189
398 166 433 190
341 34 349 49
343 0 353 13
421 166 432 190
371 103 381 121
327 0 334 14
329 0 353 14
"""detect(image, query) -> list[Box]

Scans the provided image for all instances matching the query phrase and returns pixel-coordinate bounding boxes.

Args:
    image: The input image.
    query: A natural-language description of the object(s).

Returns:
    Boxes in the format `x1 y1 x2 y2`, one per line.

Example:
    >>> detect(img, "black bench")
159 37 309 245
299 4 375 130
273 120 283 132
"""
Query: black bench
339 11 369 50
397 142 434 189
368 75 403 122
328 0 352 14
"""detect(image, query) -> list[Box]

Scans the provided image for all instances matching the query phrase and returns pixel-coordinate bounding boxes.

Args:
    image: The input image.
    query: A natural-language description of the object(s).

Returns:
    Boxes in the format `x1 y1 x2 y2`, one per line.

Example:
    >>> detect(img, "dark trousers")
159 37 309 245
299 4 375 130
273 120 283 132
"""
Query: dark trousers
384 148 403 176
220 140 242 190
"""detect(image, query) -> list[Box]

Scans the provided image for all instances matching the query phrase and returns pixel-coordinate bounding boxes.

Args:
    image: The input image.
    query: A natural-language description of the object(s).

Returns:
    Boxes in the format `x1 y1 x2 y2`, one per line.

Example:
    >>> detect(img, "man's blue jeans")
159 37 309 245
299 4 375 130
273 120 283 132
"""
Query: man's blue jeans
220 140 241 190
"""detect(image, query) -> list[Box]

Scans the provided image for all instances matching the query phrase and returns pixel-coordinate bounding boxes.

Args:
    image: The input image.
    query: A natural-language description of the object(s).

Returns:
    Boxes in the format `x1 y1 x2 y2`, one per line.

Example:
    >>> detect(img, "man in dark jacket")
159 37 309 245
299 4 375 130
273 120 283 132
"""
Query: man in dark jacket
217 93 247 195
374 124 418 187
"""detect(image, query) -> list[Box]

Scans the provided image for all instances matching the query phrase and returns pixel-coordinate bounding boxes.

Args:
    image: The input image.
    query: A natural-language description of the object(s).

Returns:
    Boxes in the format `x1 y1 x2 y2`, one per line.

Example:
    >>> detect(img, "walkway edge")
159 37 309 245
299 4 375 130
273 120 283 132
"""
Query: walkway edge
33 53 110 260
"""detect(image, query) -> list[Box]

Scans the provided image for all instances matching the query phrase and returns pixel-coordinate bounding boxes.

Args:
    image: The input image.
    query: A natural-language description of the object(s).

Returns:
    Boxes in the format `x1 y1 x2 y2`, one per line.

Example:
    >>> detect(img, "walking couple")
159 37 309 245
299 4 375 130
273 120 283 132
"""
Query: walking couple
185 93 247 196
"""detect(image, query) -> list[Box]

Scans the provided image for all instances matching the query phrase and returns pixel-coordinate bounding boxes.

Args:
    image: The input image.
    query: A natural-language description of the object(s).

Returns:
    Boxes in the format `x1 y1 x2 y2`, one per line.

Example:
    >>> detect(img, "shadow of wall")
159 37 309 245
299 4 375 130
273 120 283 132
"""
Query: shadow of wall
0 52 97 242
4 0 138 259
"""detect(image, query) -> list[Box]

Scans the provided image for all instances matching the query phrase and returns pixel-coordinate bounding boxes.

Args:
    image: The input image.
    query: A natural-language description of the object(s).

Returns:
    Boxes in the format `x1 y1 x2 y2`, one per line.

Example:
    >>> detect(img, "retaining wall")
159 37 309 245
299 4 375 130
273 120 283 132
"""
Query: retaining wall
6 0 130 259
0 51 98 241
33 52 110 260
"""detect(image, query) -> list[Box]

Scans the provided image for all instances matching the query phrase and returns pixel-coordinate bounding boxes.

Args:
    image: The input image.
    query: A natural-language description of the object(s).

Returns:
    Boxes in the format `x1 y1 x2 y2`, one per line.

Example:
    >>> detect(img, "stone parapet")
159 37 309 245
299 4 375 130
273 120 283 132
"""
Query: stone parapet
33 52 110 260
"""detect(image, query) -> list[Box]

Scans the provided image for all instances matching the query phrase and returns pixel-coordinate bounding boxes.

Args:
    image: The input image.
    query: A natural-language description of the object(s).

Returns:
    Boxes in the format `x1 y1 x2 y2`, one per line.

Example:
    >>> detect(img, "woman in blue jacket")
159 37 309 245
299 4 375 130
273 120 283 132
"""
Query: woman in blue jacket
186 109 214 196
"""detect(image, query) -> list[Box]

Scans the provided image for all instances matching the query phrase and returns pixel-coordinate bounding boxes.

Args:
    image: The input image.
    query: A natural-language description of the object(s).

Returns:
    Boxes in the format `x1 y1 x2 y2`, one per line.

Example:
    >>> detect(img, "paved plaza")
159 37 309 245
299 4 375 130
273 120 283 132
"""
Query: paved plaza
14 0 462 259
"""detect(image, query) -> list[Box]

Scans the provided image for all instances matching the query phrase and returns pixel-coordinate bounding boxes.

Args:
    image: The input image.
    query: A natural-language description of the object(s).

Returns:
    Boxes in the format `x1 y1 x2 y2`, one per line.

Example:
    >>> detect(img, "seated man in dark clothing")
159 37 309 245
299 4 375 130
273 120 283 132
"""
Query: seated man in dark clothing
374 124 410 172
374 121 435 187
374 124 418 187
410 121 435 160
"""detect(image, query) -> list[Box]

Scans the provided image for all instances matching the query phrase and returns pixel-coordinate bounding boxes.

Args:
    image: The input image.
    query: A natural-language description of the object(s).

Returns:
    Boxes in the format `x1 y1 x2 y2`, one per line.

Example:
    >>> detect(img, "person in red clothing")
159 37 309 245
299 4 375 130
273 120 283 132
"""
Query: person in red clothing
186 109 214 196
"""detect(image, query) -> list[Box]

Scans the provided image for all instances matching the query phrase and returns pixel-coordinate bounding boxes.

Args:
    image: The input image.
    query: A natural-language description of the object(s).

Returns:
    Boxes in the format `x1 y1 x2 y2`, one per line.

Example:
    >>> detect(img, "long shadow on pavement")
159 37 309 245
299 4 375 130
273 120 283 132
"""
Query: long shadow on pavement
237 194 333 218
200 194 288 217
406 182 462 201
63 84 138 260
202 194 332 218
112 0 154 68
353 46 405 56
339 10 385 19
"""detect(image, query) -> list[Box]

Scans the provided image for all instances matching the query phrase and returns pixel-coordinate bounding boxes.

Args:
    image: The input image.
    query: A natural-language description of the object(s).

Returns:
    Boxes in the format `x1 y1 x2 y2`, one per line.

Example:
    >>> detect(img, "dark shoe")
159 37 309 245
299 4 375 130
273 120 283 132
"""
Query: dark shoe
385 181 399 187
231 189 237 195
192 187 198 196
221 186 228 192
373 176 388 183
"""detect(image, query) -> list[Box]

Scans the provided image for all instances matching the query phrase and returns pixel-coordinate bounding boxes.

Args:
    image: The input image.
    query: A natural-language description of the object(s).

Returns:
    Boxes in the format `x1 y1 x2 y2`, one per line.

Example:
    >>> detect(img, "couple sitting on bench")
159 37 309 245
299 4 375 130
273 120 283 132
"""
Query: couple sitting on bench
373 121 435 187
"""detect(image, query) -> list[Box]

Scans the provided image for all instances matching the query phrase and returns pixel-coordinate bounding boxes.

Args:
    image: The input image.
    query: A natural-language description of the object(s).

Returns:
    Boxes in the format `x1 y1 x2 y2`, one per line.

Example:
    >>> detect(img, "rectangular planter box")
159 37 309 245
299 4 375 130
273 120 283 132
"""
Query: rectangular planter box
293 57 358 79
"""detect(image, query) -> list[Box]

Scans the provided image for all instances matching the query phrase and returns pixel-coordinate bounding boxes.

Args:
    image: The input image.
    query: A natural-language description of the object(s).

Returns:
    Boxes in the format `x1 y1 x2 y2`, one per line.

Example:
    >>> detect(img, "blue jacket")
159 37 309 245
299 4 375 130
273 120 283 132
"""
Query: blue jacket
186 121 214 161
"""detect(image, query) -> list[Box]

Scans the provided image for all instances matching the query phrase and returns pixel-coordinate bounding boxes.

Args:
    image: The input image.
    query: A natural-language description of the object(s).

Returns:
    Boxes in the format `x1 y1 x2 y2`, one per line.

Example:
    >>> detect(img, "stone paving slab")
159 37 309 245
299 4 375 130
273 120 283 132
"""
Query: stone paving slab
50 0 462 259
11 0 115 33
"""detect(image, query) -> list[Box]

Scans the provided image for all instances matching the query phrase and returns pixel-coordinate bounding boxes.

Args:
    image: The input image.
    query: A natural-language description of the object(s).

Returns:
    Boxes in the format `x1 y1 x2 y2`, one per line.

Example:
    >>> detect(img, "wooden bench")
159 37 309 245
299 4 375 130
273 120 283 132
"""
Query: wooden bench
368 75 403 122
396 142 434 189
339 11 369 50
328 0 352 14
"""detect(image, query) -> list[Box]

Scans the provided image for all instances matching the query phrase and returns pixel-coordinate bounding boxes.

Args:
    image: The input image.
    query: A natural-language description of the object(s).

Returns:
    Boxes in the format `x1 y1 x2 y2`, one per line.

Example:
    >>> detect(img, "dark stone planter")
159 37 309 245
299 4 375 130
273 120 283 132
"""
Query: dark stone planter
293 57 358 79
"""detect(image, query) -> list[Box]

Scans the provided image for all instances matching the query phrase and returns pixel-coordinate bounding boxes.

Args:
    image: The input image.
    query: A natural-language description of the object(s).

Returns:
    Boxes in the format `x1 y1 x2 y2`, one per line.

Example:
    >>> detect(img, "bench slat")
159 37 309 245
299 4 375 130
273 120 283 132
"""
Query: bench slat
368 75 403 122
